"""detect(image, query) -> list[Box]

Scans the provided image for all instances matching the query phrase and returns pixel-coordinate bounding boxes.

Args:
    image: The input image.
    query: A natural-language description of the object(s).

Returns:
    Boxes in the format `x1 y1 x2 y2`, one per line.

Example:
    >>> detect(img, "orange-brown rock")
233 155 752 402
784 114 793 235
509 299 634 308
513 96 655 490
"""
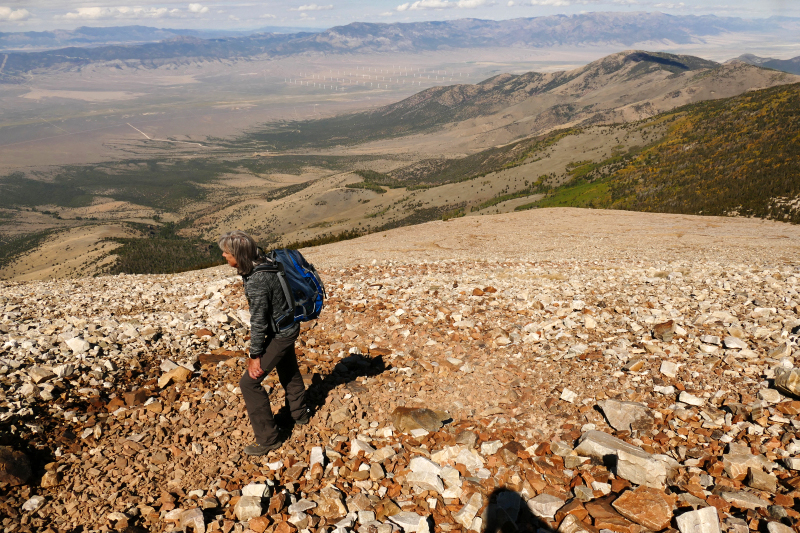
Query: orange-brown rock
776 401 800 415
555 499 589 523
274 521 297 533
585 497 642 533
611 487 676 531
249 516 271 533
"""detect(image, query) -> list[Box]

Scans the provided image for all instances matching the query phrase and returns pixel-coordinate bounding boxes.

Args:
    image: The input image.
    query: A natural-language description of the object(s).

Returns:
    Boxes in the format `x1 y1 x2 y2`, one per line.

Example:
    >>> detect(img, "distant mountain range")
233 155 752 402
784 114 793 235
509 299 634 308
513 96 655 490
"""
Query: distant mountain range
731 53 800 75
0 25 320 52
1 13 798 81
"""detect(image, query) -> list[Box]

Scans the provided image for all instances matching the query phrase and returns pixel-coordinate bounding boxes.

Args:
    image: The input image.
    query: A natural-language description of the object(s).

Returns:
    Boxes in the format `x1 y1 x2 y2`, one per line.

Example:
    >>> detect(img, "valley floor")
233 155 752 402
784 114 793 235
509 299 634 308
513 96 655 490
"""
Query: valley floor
1 208 799 533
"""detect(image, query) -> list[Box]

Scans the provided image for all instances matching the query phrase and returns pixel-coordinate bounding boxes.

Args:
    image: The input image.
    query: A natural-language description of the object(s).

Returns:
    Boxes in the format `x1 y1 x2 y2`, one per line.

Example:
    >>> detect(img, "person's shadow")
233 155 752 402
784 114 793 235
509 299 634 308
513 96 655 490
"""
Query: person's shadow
483 488 556 533
273 351 387 434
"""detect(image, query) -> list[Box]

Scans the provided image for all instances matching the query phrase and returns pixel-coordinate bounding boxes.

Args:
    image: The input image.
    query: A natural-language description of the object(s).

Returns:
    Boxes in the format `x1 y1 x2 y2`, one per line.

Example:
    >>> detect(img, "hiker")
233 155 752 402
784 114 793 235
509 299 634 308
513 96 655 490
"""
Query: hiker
218 230 310 456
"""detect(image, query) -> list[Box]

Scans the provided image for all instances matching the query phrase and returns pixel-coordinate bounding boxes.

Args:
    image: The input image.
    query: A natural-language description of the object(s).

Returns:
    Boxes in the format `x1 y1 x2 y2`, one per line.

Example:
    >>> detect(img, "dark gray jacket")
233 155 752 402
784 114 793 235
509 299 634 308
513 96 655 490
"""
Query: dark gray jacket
243 269 299 358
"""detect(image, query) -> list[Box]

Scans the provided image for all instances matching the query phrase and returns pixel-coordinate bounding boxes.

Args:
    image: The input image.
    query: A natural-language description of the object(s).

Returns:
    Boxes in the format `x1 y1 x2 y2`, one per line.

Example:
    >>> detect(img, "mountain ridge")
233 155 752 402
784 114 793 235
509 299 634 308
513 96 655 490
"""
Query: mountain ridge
0 25 319 53
239 50 790 152
1 13 798 81
731 53 800 75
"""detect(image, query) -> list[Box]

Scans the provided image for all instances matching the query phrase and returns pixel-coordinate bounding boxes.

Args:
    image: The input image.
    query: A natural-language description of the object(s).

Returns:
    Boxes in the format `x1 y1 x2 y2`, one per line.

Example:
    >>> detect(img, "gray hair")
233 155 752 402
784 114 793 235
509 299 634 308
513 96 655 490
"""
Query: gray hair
217 230 263 276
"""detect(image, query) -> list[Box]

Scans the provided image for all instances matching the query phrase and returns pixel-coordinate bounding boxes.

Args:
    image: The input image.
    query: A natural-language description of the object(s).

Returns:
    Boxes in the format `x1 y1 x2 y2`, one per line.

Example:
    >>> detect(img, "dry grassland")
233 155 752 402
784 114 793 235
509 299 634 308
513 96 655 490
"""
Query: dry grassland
0 224 137 281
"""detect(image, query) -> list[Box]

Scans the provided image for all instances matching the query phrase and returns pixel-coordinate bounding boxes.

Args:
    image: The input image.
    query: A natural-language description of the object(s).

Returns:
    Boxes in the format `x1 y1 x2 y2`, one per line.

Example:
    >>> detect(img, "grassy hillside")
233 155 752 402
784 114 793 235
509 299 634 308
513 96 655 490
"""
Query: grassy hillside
0 154 371 211
607 83 800 220
520 83 800 221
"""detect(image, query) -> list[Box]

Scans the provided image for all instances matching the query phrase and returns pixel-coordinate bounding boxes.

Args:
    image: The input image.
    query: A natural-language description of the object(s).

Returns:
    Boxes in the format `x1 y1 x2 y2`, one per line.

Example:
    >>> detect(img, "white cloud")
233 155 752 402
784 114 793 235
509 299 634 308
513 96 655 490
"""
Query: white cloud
528 0 574 5
379 11 395 16
291 3 334 10
61 6 186 20
508 0 515 4
524 0 641 5
0 6 32 21
259 13 277 18
57 4 222 21
397 0 491 10
188 3 209 14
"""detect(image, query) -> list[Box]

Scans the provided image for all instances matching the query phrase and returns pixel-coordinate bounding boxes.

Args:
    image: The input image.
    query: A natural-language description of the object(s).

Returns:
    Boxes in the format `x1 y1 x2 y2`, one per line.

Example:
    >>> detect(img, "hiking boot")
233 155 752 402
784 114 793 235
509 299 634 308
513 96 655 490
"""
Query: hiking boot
294 409 312 426
243 441 281 456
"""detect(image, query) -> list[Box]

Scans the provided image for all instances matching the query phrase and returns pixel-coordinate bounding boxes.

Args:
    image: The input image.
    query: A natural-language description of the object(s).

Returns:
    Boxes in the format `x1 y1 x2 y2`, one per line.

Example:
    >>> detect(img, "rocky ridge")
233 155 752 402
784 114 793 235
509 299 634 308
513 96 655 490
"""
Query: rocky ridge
1 208 800 533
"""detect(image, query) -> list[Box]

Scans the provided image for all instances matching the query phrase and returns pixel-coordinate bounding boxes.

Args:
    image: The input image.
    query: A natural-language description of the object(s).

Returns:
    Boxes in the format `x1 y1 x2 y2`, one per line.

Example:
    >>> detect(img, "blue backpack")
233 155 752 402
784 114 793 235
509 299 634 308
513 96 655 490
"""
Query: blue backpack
252 249 326 332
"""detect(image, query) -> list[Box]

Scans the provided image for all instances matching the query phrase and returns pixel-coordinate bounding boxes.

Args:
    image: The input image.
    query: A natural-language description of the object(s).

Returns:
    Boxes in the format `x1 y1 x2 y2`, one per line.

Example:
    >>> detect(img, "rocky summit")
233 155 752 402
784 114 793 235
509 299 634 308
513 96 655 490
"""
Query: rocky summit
2 208 800 533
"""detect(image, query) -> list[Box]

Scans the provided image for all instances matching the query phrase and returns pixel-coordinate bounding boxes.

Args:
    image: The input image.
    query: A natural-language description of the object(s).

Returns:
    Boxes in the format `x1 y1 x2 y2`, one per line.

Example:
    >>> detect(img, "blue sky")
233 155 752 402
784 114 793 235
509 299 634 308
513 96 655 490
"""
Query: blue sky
1 1 798 31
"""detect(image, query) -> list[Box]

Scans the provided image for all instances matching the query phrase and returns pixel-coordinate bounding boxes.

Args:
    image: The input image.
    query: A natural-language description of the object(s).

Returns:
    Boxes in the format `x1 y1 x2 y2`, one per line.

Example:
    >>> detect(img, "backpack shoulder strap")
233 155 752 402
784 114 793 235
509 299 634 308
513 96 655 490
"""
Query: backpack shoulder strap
255 253 296 326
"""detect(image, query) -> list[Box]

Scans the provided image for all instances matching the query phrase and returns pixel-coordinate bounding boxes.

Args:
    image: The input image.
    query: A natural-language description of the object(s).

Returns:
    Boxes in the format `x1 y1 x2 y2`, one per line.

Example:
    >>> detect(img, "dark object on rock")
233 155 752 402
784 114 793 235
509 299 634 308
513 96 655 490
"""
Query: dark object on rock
0 446 32 486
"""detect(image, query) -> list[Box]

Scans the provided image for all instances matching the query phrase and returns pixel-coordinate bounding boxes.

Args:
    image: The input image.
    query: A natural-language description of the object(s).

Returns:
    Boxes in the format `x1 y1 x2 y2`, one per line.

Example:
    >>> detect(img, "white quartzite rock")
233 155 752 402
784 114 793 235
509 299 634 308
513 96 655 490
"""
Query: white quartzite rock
720 490 769 510
679 391 705 406
558 514 596 533
616 448 678 488
775 367 800 397
21 495 45 512
28 367 55 384
560 388 578 403
675 506 721 533
575 430 677 488
455 448 484 473
783 457 800 470
430 445 461 464
390 512 431 533
288 499 317 514
767 523 794 533
409 456 442 475
660 361 679 378
723 336 748 350
310 446 325 467
234 496 262 521
575 430 646 461
66 337 90 354
526 493 565 520
241 482 270 498
480 440 503 455
53 364 74 378
453 493 482 528
597 399 653 432
723 453 763 480
371 446 397 463
350 438 376 457
180 508 205 533
406 471 444 494
757 388 782 404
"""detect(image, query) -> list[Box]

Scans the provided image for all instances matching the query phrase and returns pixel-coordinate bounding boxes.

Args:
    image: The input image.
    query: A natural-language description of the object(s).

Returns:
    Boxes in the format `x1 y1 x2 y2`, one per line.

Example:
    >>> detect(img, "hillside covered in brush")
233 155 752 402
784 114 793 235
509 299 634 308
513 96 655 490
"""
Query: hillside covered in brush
518 83 800 222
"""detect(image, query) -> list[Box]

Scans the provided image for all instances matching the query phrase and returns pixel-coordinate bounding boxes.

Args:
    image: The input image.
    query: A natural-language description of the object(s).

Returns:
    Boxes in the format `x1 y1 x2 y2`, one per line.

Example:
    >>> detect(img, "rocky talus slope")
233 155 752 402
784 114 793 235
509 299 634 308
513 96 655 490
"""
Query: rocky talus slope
1 208 800 533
